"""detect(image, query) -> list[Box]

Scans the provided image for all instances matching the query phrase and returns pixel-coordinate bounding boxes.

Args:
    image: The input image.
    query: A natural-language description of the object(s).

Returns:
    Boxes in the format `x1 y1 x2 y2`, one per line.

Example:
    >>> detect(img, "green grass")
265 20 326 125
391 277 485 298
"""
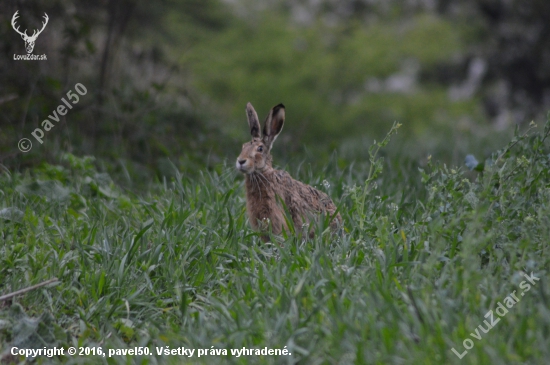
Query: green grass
1 119 549 365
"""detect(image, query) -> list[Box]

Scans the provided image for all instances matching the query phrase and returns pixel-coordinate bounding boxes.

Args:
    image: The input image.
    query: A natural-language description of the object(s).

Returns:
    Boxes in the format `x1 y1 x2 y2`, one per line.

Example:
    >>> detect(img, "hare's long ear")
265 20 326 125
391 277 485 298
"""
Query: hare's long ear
246 102 261 139
262 103 285 150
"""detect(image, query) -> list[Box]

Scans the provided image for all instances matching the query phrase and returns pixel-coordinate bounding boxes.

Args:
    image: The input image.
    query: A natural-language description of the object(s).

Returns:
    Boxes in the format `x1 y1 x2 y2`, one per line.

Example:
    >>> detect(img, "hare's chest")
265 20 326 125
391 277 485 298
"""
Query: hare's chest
245 189 286 234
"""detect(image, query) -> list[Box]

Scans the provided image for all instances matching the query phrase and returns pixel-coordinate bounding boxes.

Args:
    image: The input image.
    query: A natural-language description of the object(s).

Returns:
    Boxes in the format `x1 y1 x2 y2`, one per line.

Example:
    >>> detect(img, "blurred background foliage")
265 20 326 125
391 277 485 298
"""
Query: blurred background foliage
1 0 550 183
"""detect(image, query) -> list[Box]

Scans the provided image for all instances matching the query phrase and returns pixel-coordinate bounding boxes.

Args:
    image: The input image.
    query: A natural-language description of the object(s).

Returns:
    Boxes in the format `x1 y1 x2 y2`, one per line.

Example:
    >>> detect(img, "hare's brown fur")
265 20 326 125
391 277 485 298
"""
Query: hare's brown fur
237 102 342 240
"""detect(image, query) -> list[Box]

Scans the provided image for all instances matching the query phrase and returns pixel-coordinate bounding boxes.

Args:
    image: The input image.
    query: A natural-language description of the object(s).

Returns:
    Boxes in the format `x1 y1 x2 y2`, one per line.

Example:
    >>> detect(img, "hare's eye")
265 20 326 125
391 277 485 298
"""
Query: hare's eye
257 146 263 152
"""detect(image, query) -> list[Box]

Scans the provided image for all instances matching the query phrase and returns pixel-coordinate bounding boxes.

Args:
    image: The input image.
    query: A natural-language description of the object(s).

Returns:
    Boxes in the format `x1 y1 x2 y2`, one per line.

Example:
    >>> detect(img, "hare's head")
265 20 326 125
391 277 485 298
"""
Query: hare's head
236 102 285 174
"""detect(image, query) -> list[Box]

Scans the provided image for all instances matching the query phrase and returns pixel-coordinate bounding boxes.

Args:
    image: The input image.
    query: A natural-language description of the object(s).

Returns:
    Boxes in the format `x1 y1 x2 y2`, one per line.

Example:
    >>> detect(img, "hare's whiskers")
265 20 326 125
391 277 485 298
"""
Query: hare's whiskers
220 167 237 182
256 171 269 190
252 173 262 201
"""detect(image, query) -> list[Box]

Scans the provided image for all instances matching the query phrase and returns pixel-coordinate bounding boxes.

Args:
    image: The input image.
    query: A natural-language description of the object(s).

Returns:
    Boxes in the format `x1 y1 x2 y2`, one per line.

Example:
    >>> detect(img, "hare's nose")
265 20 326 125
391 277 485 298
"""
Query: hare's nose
238 159 246 165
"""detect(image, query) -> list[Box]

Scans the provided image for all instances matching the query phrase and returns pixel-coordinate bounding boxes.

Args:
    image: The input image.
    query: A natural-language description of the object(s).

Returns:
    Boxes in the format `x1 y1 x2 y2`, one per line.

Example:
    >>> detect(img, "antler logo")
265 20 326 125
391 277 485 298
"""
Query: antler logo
11 10 49 54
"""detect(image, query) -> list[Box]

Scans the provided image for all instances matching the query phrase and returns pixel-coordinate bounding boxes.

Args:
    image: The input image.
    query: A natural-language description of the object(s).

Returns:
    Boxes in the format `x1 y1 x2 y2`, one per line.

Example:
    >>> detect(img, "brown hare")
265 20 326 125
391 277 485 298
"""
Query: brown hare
236 102 342 241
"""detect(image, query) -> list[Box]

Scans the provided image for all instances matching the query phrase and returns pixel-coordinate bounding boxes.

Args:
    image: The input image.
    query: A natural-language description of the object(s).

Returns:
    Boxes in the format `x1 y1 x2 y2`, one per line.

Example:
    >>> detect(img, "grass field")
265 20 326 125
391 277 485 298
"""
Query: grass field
1 119 549 365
